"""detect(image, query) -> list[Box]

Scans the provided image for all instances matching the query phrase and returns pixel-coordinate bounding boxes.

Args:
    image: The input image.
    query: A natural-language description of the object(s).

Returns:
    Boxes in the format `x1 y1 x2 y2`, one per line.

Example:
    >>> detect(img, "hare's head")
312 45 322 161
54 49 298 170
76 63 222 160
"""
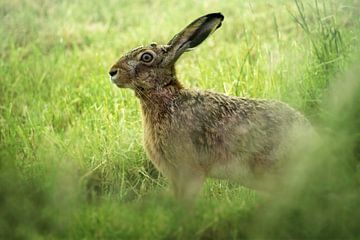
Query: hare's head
109 13 224 91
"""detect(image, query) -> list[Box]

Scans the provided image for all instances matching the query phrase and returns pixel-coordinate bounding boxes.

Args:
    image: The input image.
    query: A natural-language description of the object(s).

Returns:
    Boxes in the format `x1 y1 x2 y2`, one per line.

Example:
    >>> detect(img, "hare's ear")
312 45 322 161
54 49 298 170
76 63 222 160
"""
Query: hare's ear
162 13 224 65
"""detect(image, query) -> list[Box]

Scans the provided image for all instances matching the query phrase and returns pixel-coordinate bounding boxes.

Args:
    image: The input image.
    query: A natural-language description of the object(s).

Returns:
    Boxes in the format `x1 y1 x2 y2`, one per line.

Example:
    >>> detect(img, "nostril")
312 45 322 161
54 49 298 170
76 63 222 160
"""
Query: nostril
109 69 118 77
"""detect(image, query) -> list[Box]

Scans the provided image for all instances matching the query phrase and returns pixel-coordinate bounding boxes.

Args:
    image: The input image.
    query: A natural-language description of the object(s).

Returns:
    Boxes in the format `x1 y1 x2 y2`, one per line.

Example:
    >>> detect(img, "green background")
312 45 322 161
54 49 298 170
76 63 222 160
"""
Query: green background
1 0 359 239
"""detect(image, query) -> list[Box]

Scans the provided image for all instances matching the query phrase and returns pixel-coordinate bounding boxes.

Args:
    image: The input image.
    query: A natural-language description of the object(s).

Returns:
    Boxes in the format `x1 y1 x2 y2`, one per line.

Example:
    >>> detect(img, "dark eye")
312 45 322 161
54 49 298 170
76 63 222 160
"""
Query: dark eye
140 52 153 63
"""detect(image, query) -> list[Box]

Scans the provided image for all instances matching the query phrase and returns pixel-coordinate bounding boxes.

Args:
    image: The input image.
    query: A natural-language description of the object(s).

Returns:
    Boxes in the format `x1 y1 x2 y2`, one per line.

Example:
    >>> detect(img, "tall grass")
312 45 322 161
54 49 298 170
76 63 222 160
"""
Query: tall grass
0 0 359 239
291 0 349 118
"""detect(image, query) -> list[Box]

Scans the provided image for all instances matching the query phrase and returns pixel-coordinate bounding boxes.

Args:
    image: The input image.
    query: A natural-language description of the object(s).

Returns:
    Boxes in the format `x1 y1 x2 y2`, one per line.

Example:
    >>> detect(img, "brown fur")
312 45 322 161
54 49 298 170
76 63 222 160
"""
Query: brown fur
109 13 312 200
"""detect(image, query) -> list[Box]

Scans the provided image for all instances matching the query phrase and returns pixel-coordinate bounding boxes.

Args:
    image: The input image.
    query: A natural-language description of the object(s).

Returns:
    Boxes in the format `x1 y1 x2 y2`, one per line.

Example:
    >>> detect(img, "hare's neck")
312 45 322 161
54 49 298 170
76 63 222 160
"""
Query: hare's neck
137 85 180 117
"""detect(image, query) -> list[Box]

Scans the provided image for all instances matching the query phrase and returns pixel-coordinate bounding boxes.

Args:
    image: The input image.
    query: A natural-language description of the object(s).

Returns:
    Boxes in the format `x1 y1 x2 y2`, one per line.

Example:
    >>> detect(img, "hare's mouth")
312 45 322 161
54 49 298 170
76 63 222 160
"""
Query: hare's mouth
109 75 124 87
110 73 119 83
110 76 118 83
111 78 131 88
109 68 122 84
112 80 126 88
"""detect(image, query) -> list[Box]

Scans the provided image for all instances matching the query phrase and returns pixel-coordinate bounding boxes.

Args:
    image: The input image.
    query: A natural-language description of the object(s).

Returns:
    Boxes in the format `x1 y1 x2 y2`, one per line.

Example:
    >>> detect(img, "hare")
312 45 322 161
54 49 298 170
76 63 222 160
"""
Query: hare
109 13 311 200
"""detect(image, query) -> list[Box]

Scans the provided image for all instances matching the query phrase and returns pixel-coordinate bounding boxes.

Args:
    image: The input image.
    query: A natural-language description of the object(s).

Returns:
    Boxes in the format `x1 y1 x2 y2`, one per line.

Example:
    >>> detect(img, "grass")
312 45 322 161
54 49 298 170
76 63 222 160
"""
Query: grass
1 0 360 239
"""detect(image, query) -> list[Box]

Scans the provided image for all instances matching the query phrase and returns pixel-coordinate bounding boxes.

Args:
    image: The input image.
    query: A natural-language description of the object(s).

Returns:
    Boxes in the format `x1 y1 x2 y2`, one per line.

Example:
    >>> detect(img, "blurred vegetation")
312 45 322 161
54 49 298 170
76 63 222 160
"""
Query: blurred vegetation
0 0 359 239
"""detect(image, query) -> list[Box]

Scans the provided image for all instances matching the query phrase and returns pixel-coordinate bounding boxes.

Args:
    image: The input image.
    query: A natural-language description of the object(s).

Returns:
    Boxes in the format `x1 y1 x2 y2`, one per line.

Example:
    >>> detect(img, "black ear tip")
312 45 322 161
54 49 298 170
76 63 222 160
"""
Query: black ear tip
206 12 224 21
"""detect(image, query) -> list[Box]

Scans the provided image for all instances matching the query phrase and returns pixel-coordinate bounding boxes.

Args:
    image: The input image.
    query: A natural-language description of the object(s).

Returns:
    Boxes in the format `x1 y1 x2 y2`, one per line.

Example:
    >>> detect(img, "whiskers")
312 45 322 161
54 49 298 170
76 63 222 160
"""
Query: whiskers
132 85 152 107
132 84 175 118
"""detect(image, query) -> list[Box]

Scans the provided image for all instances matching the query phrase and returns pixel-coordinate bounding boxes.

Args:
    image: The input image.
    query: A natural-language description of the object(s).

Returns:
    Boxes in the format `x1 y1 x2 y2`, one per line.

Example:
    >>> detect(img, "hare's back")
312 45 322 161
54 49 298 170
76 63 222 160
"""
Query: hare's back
174 90 308 132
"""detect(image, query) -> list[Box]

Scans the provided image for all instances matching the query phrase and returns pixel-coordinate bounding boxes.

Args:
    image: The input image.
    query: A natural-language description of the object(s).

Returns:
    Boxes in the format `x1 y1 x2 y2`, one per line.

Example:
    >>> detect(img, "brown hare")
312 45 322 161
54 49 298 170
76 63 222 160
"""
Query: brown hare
109 13 311 200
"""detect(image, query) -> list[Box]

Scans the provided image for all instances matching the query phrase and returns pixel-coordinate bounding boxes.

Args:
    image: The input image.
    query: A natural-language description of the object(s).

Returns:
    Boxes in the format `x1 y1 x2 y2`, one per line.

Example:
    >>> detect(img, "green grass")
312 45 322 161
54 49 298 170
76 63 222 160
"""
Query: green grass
1 0 360 239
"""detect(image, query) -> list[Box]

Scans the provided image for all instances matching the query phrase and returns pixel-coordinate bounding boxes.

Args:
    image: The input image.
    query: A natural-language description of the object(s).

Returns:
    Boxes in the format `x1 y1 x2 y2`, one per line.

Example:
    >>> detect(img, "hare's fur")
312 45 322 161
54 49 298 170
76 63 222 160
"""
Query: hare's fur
109 13 311 200
139 87 309 198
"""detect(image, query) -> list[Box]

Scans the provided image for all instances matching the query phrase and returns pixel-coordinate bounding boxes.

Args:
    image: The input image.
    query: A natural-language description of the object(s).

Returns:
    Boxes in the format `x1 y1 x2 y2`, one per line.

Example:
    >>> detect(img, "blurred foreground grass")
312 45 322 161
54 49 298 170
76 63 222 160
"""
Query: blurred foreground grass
1 0 360 239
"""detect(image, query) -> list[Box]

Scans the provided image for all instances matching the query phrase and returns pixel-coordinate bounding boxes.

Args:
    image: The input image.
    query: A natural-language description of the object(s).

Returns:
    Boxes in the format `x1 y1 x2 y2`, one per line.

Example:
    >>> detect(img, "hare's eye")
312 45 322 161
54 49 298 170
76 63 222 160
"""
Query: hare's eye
140 52 153 63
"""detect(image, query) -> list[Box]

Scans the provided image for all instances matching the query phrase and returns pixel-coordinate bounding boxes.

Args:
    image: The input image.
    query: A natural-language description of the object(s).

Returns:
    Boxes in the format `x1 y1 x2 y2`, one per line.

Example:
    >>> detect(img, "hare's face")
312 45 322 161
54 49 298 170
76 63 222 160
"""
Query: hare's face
109 13 224 91
109 44 174 90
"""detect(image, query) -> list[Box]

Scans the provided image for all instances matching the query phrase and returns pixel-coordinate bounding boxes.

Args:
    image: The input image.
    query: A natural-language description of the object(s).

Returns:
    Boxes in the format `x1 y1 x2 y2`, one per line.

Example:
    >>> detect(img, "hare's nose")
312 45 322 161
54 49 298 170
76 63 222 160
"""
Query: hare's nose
109 69 118 77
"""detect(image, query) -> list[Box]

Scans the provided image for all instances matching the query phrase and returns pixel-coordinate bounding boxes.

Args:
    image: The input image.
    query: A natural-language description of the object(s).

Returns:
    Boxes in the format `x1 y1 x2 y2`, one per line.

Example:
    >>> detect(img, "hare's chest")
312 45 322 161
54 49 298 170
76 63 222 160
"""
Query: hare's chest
142 119 173 173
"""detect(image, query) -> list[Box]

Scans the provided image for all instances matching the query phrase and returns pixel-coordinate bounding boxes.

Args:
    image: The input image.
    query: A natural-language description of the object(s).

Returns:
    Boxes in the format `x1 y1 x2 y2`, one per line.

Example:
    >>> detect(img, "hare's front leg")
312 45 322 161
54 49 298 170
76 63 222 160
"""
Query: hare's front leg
170 169 205 201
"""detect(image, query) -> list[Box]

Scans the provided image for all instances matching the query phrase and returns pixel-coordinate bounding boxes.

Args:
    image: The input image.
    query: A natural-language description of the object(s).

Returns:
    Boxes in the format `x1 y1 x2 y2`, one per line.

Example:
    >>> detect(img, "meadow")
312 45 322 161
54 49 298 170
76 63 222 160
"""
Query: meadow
1 0 360 239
